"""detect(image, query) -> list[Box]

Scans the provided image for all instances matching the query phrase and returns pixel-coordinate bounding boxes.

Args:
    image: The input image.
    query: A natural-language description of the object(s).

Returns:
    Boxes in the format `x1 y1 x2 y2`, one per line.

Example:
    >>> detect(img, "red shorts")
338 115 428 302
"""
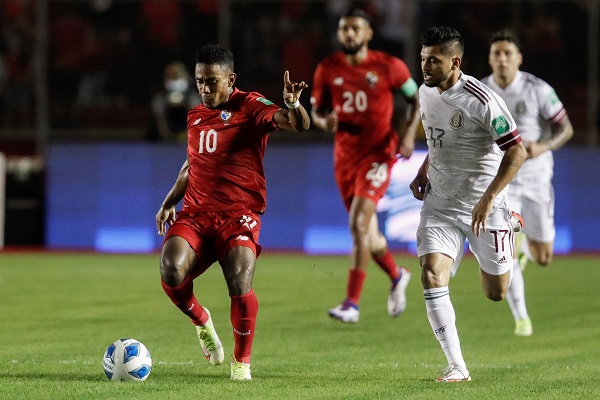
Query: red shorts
335 155 396 211
164 209 262 279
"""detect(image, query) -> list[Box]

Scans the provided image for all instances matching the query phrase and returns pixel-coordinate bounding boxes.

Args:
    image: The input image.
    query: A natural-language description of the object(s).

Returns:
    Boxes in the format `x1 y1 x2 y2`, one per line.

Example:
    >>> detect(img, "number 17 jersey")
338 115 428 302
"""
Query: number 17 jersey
419 73 521 222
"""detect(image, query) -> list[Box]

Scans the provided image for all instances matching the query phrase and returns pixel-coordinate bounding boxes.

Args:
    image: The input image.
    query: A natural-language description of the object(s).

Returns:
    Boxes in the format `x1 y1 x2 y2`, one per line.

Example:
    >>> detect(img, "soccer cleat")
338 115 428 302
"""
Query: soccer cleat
436 364 472 382
196 307 225 365
388 267 411 317
230 356 251 380
328 301 360 323
514 317 533 337
510 211 524 232
518 251 529 272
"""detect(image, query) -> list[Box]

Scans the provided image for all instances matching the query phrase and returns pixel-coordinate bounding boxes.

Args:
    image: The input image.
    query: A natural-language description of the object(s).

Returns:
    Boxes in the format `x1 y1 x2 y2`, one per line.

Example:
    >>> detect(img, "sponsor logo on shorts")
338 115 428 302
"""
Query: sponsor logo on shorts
235 235 249 241
497 256 507 264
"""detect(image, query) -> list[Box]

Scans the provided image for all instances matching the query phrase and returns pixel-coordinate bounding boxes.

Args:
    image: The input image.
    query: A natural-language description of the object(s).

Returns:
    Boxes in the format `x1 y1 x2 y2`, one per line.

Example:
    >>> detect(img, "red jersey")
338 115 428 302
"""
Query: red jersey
311 50 413 163
182 88 280 214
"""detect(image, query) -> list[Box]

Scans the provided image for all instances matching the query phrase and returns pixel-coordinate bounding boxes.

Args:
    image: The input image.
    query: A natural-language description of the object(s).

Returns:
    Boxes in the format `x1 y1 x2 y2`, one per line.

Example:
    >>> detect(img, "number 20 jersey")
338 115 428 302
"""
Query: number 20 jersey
183 88 280 214
310 50 413 163
419 73 521 221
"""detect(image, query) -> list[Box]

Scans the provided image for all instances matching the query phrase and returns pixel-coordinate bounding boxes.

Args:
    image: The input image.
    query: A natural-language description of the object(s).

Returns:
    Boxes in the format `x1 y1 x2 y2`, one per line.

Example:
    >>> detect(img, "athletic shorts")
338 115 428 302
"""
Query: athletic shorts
508 182 555 243
335 155 396 211
164 209 262 279
416 204 515 276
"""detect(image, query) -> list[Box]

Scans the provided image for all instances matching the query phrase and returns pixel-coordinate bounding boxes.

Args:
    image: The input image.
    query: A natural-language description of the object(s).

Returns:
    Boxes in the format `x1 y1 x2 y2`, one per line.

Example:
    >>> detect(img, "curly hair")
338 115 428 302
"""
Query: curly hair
420 26 464 57
195 44 234 71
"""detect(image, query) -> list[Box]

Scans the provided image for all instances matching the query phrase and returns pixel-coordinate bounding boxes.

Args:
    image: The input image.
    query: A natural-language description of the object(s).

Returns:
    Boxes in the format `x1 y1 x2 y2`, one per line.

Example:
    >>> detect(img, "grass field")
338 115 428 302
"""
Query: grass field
0 251 599 399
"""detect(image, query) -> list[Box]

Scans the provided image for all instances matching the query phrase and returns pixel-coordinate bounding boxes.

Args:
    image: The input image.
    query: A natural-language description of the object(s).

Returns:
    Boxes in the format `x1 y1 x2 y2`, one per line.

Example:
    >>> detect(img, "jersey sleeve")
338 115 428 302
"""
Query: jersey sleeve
244 92 280 132
486 91 522 151
538 83 567 126
310 62 331 113
389 56 413 91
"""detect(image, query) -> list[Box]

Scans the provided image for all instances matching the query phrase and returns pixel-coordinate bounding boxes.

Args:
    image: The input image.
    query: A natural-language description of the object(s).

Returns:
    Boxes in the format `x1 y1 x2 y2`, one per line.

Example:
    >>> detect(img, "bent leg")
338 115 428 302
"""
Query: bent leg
160 236 209 325
369 214 402 282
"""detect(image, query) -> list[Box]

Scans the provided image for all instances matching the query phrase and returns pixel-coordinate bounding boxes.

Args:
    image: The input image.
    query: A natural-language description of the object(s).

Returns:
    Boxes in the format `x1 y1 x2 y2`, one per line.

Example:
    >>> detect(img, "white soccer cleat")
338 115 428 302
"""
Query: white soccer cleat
388 267 411 317
510 211 524 232
230 356 252 380
196 307 225 365
437 364 472 382
328 301 360 323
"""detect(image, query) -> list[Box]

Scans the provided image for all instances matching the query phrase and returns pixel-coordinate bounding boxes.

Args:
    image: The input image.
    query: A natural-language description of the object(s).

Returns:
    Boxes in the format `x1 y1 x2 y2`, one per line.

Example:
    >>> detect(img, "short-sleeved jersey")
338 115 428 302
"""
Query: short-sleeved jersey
310 50 414 163
182 88 280 214
482 71 566 180
419 73 521 223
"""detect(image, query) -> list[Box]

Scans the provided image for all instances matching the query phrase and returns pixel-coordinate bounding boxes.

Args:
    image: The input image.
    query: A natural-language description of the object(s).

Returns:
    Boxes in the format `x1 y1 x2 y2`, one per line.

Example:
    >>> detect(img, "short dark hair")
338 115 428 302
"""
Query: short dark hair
421 26 464 57
195 44 234 71
340 7 372 26
489 29 521 51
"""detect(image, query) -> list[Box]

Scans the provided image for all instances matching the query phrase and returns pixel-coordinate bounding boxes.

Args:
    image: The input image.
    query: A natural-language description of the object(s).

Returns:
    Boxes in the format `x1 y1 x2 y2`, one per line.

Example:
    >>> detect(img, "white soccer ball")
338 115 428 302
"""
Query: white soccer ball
103 338 152 381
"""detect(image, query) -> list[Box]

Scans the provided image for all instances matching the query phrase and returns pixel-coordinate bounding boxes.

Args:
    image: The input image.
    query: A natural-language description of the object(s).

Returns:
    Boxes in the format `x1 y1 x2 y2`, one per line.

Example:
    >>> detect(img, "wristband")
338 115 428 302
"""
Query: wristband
285 100 300 109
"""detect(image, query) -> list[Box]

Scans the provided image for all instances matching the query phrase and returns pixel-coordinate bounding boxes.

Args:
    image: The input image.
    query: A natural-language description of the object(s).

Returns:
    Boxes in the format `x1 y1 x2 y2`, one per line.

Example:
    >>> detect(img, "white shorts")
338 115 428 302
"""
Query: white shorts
416 205 515 276
507 182 555 243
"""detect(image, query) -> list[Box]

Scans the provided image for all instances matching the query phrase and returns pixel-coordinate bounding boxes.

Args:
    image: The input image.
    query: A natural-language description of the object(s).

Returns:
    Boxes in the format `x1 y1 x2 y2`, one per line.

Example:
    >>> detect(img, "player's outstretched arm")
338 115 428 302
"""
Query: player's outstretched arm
156 159 189 236
274 70 310 131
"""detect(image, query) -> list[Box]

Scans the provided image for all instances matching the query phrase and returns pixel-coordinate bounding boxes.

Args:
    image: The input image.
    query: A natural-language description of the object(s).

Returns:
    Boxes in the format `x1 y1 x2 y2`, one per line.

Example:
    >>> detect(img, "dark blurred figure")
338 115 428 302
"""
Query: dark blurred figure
149 61 200 142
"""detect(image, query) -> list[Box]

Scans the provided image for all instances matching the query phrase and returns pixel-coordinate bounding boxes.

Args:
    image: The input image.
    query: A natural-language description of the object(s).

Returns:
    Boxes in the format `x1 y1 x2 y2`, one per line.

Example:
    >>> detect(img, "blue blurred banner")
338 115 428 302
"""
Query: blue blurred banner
46 143 598 254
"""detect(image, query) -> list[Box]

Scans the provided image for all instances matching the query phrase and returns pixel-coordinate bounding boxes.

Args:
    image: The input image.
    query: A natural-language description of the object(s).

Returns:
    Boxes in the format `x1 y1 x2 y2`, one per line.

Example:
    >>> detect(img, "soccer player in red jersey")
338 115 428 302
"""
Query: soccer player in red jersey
310 7 420 323
155 44 310 380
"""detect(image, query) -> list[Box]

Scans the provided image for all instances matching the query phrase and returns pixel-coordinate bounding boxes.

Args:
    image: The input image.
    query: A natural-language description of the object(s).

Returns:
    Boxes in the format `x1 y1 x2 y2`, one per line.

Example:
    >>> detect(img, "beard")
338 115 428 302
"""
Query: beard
341 42 362 55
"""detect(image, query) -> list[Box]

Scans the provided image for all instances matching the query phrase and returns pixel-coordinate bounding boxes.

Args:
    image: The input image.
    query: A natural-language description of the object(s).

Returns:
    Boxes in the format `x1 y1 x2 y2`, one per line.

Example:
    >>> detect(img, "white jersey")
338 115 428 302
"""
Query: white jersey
419 72 521 224
481 71 566 182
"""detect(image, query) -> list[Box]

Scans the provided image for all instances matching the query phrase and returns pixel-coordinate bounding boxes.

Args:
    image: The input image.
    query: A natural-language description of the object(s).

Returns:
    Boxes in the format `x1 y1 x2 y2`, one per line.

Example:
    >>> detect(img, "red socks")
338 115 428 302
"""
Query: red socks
346 269 366 305
161 276 209 326
230 289 258 364
373 250 400 282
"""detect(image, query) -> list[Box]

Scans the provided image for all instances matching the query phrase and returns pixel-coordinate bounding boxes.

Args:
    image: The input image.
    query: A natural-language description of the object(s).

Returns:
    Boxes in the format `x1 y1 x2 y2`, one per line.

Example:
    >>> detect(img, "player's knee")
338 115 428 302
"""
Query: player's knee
484 288 506 302
536 252 552 266
160 256 187 286
369 233 387 256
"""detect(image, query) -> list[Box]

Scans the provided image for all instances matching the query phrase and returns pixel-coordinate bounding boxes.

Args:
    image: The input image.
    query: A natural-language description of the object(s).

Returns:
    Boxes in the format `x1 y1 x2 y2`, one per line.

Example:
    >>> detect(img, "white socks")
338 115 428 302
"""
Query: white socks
506 261 529 321
424 287 466 368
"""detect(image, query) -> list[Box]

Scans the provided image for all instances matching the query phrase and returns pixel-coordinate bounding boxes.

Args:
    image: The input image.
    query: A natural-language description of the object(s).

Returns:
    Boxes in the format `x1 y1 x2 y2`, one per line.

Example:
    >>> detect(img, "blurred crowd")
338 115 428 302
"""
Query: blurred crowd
0 0 594 143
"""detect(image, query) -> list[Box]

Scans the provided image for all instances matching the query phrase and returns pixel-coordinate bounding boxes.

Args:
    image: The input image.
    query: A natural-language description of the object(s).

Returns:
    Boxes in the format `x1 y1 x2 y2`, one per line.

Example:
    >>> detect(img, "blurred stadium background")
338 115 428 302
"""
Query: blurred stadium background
0 0 599 253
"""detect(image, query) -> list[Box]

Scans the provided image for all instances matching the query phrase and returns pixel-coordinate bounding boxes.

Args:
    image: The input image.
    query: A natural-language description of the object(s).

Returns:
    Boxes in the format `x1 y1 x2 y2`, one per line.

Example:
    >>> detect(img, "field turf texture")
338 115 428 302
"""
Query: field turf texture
0 252 598 399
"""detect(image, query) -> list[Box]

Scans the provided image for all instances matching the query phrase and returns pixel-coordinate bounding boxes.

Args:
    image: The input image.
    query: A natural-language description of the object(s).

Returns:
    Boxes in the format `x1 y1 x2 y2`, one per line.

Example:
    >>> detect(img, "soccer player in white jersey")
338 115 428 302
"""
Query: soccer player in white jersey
482 30 574 337
410 26 527 382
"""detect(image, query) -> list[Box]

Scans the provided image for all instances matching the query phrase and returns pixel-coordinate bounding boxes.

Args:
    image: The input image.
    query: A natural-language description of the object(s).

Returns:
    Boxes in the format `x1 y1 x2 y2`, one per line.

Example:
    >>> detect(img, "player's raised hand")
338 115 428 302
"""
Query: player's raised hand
283 70 308 104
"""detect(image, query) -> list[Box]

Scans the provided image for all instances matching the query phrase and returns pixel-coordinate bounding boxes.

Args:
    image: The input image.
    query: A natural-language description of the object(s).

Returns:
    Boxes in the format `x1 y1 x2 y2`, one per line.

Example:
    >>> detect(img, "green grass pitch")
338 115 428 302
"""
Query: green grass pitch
0 251 599 399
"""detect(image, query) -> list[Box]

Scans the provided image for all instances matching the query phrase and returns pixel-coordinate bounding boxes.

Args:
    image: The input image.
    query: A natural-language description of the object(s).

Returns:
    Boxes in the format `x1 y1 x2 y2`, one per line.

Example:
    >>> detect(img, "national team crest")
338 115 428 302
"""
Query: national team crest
365 71 378 86
516 100 527 115
220 110 232 122
448 110 464 130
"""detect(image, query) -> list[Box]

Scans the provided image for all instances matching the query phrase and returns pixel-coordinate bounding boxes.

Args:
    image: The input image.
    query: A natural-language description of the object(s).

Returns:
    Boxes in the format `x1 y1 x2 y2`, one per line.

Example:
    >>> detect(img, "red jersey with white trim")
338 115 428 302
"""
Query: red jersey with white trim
182 88 280 214
311 50 413 163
